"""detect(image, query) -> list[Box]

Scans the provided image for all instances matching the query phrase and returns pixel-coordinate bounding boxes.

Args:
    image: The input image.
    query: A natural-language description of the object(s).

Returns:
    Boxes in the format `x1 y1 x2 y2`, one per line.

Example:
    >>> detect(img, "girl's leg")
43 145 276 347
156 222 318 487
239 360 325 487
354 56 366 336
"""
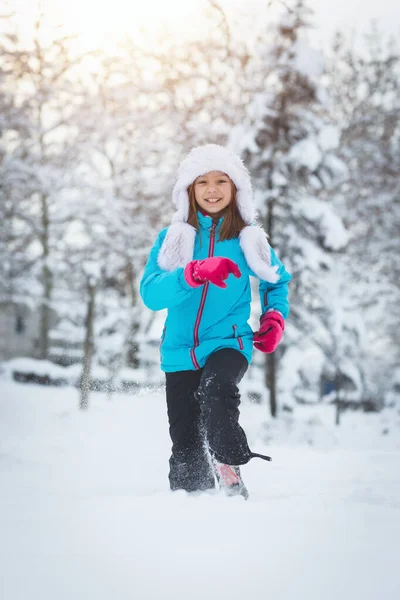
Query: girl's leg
165 370 215 492
197 348 252 466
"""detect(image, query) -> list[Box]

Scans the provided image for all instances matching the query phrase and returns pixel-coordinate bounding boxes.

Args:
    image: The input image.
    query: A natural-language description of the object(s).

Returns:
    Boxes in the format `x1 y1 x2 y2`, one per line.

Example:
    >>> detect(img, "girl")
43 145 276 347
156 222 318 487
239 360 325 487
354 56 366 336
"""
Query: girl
140 144 291 499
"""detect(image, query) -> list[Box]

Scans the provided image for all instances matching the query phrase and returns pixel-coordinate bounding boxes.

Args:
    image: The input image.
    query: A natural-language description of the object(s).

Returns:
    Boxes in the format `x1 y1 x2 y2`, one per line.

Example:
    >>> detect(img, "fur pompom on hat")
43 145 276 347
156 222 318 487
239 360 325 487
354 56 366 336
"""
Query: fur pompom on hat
157 144 280 283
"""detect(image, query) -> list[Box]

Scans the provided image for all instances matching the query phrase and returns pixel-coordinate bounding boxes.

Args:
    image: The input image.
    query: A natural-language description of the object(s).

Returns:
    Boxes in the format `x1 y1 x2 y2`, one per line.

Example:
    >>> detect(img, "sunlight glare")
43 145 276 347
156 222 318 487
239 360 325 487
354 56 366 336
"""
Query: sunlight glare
25 0 203 49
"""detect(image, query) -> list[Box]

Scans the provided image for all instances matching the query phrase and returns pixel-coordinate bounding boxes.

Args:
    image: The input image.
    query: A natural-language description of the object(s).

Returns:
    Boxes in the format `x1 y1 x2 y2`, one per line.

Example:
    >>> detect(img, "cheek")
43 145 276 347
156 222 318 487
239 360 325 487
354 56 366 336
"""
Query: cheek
223 188 233 202
194 187 202 202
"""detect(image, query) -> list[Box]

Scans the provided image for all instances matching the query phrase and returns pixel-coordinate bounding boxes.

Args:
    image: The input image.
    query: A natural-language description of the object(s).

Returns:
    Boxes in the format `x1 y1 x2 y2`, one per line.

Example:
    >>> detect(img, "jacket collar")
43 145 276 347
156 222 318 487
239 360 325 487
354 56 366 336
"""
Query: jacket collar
197 210 223 231
157 218 280 283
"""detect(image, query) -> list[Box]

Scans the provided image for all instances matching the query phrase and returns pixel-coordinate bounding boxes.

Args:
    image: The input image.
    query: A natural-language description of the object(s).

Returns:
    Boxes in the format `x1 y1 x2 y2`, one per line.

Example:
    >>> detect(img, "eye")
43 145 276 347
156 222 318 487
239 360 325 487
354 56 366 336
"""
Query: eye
218 179 228 184
196 180 206 184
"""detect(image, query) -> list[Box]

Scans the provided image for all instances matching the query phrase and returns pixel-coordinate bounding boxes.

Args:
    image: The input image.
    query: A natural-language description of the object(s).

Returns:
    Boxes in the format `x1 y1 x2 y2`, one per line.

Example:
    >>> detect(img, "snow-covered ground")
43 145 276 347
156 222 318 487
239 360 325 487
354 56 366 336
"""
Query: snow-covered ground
1 381 399 600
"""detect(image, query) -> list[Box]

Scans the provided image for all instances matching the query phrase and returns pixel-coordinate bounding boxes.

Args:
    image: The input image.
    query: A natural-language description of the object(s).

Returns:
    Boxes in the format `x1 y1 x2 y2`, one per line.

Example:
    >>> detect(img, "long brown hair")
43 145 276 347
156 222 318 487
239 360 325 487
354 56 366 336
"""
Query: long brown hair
187 179 247 241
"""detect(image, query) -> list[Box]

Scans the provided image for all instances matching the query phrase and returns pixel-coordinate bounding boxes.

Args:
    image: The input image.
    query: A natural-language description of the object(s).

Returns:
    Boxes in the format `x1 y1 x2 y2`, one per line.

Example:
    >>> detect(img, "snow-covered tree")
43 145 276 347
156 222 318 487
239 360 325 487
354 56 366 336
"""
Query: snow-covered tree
0 13 89 358
0 27 35 305
328 27 400 398
232 0 350 416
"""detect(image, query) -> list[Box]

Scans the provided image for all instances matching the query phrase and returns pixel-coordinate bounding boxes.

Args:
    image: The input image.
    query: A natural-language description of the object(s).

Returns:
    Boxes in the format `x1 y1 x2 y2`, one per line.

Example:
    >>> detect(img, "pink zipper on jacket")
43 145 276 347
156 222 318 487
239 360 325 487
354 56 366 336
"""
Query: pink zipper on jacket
190 222 216 369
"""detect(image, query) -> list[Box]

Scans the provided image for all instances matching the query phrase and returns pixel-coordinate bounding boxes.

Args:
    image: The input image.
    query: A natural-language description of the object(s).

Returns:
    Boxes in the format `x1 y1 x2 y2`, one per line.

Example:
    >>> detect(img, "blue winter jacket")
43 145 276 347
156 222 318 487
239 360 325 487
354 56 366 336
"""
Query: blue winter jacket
140 212 292 372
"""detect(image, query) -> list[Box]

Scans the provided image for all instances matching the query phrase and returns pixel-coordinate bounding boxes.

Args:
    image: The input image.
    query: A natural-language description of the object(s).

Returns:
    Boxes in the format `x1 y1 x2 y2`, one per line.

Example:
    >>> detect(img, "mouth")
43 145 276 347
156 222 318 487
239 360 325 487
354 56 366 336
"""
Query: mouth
205 198 222 204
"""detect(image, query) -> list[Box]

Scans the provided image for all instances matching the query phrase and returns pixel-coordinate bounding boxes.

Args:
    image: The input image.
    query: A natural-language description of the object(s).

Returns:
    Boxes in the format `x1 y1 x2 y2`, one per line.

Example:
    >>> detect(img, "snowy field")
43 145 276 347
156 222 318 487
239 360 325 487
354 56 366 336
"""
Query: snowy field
1 381 400 600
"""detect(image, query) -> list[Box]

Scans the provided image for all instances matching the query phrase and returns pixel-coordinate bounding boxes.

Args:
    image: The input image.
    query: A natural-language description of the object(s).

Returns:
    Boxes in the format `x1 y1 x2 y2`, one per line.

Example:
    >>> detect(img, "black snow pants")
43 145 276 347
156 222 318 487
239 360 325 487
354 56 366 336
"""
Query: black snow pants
165 348 253 492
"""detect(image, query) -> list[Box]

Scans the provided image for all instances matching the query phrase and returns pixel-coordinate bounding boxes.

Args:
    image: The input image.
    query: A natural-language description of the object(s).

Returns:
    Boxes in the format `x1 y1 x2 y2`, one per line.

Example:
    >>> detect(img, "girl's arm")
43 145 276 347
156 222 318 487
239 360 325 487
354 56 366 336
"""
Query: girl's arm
258 248 292 319
140 229 197 311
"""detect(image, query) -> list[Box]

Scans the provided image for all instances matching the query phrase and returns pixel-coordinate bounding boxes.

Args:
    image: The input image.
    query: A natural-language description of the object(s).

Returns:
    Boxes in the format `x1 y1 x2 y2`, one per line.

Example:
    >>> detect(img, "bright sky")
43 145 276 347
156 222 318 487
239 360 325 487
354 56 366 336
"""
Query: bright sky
4 0 400 50
5 0 200 49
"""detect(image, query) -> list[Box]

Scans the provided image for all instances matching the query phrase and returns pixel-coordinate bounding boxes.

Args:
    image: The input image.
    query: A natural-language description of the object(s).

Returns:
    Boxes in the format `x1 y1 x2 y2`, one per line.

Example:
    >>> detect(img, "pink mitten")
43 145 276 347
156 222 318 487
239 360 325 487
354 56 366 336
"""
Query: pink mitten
253 311 284 353
184 257 241 289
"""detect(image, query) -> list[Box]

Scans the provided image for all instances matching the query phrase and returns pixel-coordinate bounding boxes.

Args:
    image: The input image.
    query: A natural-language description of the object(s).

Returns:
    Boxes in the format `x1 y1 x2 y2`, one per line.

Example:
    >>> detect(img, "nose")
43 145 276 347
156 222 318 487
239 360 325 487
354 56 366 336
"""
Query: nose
207 183 217 192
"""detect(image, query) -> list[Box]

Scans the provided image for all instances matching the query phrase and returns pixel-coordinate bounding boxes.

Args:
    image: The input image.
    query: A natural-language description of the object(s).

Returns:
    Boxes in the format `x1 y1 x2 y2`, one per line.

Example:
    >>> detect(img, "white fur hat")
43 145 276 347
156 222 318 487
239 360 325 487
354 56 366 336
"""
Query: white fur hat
171 144 256 224
157 144 280 283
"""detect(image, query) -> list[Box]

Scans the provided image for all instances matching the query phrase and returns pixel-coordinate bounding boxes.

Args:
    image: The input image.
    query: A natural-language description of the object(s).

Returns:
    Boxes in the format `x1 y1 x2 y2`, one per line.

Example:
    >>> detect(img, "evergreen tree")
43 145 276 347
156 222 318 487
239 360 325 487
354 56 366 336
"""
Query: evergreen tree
232 0 349 415
329 27 400 397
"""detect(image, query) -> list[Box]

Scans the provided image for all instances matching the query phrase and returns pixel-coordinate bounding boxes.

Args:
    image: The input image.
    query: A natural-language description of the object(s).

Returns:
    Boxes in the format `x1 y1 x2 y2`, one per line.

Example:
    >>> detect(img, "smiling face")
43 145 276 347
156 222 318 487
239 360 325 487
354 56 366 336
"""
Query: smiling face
193 171 233 216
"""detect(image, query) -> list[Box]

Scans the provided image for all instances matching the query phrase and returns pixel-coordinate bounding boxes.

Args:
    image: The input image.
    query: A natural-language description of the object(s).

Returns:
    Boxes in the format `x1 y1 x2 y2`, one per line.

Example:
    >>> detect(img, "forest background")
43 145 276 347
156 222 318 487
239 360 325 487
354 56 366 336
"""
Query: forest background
0 0 399 417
